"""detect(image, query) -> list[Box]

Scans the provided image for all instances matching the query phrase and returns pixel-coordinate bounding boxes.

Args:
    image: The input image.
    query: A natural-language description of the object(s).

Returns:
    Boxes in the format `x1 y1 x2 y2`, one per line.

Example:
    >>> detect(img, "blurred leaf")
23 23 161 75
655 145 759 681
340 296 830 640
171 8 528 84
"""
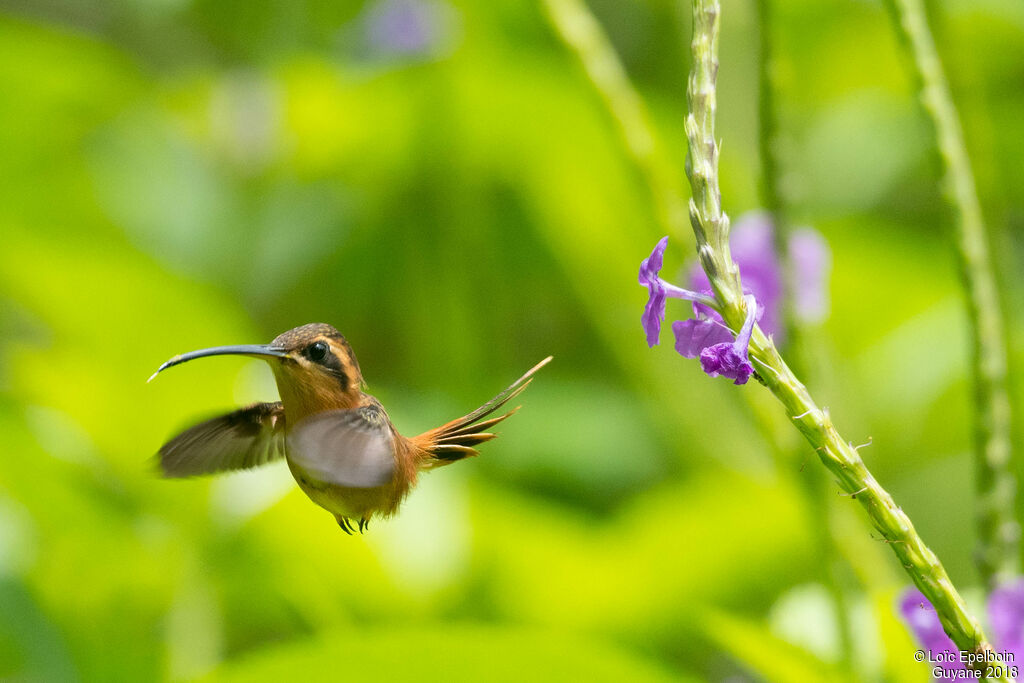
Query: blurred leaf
0 579 78 682
474 470 817 633
204 625 691 683
479 379 666 509
797 92 929 213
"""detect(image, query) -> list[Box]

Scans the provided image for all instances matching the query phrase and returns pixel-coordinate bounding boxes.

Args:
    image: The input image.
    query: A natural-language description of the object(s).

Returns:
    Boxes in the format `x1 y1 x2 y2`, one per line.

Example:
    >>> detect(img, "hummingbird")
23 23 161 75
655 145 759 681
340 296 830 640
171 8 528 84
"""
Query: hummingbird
149 323 551 533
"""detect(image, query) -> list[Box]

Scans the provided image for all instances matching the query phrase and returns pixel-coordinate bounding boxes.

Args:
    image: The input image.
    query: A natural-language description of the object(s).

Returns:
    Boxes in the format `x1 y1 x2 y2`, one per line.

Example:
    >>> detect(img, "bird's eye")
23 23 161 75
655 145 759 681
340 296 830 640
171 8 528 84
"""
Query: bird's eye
307 341 329 362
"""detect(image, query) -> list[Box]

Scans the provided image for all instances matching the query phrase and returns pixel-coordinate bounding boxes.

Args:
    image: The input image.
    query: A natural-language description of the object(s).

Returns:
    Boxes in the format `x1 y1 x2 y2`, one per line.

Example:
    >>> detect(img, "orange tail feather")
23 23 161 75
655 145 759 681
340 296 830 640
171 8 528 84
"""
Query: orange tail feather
412 357 551 468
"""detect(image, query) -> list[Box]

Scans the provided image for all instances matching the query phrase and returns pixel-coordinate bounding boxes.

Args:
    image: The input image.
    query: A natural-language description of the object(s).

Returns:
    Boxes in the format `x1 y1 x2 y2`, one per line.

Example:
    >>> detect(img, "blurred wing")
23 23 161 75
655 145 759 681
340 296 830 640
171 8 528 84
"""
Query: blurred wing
158 402 286 477
287 406 395 488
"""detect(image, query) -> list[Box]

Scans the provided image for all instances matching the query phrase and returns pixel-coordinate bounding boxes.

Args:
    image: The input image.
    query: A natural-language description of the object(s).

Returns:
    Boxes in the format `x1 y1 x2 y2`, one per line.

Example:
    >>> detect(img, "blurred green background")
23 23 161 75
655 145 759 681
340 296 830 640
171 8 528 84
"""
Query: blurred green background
0 0 1022 680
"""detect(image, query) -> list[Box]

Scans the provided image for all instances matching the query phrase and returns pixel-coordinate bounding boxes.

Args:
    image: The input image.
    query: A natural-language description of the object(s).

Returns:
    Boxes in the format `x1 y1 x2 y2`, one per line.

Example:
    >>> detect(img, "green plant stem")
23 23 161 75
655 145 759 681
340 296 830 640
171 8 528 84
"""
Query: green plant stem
755 0 793 291
542 0 689 241
754 0 794 334
755 0 782 227
886 0 1017 589
686 0 994 663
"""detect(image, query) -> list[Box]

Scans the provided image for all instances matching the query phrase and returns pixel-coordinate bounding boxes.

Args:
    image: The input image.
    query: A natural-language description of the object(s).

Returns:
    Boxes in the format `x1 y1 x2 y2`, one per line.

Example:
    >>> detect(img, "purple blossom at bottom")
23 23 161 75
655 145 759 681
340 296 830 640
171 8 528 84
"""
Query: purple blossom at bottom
900 582 1024 678
989 582 1024 663
640 237 761 384
900 590 966 675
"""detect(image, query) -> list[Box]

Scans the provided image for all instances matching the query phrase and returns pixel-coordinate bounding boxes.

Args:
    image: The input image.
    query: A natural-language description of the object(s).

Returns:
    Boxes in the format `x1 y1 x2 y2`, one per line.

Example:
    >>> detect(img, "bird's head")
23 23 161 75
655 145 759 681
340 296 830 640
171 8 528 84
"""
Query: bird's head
150 323 364 417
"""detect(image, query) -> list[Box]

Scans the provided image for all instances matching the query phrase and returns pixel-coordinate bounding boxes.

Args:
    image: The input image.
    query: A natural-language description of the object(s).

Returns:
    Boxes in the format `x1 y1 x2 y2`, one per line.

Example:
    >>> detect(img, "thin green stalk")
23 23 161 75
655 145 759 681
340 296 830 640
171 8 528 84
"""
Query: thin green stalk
886 0 1017 589
754 0 793 331
756 0 855 670
755 0 792 284
542 0 689 241
686 0 994 664
756 0 782 226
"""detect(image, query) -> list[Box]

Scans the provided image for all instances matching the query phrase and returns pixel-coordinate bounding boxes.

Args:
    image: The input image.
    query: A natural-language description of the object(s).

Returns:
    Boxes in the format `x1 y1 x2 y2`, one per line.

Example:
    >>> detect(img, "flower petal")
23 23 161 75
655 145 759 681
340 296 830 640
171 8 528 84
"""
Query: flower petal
639 237 670 346
672 319 732 358
699 343 754 385
640 236 669 286
734 294 759 351
698 296 759 384
899 588 965 673
642 282 667 348
690 288 718 321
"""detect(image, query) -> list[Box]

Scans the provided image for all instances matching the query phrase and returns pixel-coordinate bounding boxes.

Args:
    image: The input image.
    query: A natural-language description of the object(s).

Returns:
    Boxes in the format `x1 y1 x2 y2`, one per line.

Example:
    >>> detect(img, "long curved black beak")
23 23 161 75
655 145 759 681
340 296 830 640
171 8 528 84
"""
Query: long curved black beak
148 344 288 383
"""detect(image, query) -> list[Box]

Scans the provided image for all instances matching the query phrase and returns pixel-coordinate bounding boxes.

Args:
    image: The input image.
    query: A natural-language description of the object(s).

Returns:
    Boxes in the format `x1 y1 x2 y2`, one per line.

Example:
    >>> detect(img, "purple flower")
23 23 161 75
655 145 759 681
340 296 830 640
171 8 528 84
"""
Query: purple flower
671 318 732 358
640 237 760 383
640 236 670 347
900 581 1024 678
688 212 830 342
697 296 758 385
639 236 718 348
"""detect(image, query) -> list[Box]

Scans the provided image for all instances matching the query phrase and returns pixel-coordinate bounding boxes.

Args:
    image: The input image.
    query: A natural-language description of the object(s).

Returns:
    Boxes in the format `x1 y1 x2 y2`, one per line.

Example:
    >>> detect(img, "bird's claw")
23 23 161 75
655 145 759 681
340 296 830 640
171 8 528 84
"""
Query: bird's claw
337 516 370 535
